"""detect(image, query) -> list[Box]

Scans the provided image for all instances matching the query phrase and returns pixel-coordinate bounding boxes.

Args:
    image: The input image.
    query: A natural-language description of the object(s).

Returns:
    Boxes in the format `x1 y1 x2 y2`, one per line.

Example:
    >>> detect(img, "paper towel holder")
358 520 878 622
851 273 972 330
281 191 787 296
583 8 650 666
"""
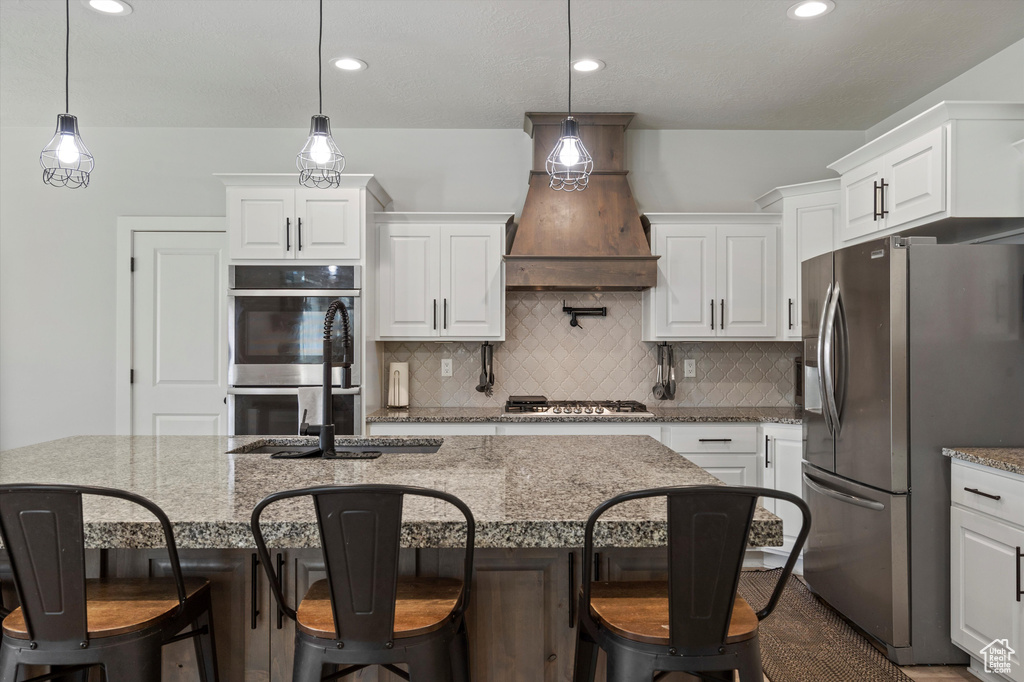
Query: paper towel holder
387 361 410 408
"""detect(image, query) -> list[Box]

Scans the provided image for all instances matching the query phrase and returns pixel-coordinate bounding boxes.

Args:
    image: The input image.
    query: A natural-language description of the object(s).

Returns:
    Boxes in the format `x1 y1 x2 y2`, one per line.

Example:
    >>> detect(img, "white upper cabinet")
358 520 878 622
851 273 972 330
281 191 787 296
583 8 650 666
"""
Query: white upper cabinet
829 102 1024 245
377 213 509 341
756 179 839 340
643 215 778 341
219 174 392 261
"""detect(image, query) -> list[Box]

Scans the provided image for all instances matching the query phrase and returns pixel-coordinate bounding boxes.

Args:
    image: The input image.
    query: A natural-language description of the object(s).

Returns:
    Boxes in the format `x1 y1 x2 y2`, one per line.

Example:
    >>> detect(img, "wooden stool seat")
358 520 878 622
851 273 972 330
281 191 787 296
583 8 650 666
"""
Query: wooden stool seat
2 577 210 640
296 577 463 639
588 581 759 645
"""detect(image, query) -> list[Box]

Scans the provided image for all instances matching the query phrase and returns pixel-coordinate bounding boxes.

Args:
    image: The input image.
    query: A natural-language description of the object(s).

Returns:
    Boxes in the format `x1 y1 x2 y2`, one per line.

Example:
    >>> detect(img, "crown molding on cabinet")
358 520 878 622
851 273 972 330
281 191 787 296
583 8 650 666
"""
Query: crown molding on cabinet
374 212 514 224
642 212 780 224
214 173 393 210
754 178 841 210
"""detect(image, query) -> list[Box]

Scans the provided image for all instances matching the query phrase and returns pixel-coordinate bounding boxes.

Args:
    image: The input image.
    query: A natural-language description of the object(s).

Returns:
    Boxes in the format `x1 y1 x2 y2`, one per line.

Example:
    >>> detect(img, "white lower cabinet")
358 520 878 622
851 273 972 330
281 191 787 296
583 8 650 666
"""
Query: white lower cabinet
664 423 761 488
762 425 805 555
950 460 1024 681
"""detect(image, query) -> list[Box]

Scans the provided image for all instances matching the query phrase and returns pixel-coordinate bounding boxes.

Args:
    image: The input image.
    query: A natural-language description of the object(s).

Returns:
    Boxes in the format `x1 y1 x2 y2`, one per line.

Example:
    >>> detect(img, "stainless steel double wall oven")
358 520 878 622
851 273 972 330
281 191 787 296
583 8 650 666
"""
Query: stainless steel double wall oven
227 264 361 436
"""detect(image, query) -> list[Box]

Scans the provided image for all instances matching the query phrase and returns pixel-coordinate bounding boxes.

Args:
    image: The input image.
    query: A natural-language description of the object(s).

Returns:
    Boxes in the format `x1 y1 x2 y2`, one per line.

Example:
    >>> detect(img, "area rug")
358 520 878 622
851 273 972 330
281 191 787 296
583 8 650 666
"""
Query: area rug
737 569 913 682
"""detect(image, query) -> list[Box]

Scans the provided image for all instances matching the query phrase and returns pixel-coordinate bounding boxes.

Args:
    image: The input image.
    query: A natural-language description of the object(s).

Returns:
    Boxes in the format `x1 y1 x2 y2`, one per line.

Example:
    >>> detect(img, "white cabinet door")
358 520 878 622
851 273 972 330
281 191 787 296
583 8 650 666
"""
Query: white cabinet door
840 157 886 242
780 193 837 339
294 188 361 260
763 427 806 551
950 506 1024 681
441 225 504 338
653 226 717 338
717 225 777 338
378 225 440 337
884 127 946 229
683 454 759 487
228 188 294 259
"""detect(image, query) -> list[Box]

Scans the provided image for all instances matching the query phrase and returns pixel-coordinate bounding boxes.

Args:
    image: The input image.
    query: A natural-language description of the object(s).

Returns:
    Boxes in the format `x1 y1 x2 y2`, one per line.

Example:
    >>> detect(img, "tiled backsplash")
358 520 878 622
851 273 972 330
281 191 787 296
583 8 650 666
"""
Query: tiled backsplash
378 292 801 408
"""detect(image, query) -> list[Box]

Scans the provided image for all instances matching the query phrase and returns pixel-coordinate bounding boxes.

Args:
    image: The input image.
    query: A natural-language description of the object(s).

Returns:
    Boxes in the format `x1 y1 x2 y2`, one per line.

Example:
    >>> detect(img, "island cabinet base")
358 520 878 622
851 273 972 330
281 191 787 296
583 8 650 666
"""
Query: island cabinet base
2 548 703 681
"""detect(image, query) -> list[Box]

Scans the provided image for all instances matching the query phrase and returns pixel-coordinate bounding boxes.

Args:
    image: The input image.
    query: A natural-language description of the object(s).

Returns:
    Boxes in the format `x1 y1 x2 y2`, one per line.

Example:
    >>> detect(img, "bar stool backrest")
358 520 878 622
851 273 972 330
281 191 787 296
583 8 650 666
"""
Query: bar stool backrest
251 484 475 645
582 485 810 656
0 484 187 647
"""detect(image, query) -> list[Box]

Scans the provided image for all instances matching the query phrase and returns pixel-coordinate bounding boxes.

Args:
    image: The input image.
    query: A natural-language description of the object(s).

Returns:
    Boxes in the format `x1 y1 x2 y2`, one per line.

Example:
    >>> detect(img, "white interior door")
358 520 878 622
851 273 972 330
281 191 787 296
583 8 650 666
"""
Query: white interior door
132 231 228 435
441 225 503 338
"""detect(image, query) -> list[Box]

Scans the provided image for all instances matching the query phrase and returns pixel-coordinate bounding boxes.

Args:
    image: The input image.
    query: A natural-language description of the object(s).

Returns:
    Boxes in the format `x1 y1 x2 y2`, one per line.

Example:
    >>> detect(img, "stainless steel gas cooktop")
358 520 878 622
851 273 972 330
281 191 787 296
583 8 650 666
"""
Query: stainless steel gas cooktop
504 396 653 417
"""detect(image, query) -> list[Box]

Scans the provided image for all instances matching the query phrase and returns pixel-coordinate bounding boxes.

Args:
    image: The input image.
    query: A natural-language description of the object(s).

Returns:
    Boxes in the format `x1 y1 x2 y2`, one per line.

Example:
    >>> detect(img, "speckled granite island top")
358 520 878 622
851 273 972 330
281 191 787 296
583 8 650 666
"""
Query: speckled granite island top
366 406 802 424
0 435 781 550
943 447 1024 476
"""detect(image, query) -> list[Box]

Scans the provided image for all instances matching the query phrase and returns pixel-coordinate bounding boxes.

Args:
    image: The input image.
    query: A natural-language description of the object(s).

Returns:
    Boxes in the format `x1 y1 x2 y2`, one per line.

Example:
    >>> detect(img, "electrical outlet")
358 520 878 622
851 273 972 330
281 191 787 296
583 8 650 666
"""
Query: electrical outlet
683 359 696 378
441 359 453 377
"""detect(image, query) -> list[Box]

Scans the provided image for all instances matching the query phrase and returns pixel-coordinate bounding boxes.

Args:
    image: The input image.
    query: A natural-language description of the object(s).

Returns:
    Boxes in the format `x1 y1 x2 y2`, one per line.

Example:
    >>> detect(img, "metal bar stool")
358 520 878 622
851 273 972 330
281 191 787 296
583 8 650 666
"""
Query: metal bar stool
0 484 219 682
573 485 811 682
250 484 475 681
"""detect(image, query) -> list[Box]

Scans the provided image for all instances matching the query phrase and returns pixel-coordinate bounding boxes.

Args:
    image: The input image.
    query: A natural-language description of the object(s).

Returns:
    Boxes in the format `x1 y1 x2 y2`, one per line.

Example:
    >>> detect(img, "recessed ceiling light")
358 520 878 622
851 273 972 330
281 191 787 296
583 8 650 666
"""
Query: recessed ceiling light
787 0 835 19
332 57 368 71
572 59 605 73
83 0 133 15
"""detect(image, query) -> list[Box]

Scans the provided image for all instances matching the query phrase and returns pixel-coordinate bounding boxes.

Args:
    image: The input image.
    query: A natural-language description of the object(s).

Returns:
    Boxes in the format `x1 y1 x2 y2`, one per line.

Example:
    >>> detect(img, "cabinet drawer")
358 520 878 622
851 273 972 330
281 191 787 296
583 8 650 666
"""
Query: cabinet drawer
666 425 759 454
951 460 1024 526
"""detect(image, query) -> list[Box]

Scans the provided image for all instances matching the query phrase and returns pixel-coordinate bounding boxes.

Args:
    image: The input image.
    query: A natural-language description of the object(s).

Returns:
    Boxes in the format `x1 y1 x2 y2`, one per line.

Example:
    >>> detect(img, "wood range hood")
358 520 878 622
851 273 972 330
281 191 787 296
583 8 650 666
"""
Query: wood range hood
504 112 659 291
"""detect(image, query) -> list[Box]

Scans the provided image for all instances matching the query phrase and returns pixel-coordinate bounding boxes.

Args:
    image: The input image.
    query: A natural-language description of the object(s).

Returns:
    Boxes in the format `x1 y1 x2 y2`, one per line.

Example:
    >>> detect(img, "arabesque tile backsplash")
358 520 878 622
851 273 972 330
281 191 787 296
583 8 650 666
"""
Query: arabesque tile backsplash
378 292 801 408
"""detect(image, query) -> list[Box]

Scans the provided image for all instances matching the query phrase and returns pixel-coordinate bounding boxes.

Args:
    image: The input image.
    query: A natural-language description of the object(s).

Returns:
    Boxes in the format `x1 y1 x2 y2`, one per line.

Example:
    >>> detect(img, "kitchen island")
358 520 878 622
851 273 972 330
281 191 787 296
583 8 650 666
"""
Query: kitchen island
0 435 782 681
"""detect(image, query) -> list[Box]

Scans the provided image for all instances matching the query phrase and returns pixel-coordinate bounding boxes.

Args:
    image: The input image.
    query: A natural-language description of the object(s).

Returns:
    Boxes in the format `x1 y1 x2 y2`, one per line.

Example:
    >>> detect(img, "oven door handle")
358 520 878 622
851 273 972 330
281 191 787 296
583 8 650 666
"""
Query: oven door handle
228 387 361 396
228 289 361 298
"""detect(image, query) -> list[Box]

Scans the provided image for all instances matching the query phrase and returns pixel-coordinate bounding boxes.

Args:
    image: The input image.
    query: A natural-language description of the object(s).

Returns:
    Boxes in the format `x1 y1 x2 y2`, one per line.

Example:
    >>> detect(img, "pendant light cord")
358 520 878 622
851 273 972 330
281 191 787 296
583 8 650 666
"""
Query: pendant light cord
65 0 70 113
566 0 572 116
318 0 323 114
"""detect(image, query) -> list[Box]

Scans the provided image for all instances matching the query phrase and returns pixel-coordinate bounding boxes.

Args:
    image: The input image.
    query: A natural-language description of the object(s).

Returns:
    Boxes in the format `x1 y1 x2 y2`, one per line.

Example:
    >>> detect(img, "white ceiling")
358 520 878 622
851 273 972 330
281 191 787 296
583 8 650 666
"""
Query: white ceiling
1 0 1022 130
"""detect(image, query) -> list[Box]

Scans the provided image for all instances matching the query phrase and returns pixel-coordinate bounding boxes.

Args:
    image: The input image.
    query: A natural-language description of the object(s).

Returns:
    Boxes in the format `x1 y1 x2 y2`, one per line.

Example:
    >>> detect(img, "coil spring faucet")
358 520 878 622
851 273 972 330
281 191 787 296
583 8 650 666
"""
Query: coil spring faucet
299 299 352 457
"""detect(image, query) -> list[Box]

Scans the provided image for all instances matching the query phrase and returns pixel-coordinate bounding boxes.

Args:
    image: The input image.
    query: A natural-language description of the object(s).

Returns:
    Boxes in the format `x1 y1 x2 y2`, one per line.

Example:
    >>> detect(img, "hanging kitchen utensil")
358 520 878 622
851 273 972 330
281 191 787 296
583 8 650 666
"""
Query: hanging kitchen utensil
666 345 676 399
476 344 489 393
653 344 667 400
485 343 495 397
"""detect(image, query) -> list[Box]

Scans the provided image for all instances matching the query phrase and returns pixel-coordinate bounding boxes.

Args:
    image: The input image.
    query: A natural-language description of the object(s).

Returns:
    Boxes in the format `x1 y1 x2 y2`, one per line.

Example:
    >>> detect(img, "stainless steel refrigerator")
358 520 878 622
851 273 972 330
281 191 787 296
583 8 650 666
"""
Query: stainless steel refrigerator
801 236 1024 665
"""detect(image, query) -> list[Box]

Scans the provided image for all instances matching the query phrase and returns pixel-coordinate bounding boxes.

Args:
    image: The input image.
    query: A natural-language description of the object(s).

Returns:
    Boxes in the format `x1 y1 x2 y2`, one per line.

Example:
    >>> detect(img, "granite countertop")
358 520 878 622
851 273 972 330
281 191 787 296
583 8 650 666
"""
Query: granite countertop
942 447 1024 476
0 435 781 550
366 406 802 425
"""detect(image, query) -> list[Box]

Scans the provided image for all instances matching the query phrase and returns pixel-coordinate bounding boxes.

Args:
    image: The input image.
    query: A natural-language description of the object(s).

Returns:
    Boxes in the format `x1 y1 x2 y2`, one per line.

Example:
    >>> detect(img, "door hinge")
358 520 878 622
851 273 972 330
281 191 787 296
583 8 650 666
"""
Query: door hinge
130 257 135 272
130 369 134 384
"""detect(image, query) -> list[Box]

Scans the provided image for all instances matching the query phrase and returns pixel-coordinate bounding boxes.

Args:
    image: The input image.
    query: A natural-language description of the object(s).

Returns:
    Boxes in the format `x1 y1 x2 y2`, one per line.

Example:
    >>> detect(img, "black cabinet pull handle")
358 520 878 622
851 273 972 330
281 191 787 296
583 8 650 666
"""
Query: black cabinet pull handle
1016 546 1022 603
276 552 285 629
964 487 1001 501
433 299 437 330
765 435 771 468
568 552 576 627
297 217 303 251
720 299 725 329
443 298 448 330
285 218 291 251
699 438 733 443
250 553 260 630
873 180 880 221
788 299 794 330
879 179 889 218
710 299 715 330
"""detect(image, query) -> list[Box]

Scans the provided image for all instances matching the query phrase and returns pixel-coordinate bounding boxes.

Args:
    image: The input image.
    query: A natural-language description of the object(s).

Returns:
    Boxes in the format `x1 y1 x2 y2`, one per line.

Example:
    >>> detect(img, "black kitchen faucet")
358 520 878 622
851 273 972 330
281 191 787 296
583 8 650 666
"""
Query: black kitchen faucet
299 299 352 458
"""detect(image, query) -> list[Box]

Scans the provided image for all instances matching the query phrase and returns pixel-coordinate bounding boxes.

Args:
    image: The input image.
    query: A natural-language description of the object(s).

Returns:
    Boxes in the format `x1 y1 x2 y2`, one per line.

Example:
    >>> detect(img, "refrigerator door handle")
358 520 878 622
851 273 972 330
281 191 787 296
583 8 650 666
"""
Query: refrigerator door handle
804 472 885 511
817 283 835 435
833 286 850 427
822 283 842 435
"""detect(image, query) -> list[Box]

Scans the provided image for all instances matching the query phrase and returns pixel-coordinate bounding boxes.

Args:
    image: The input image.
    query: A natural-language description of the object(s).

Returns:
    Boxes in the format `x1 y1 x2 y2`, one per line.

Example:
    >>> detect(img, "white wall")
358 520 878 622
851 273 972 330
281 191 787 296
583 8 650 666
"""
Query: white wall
0 125 862 448
865 38 1024 140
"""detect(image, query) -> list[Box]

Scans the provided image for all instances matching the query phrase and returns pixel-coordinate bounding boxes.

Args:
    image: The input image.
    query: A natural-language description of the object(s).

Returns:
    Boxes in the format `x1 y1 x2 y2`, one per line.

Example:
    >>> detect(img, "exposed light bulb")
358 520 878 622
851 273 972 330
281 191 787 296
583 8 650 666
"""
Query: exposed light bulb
309 135 332 164
56 133 81 164
558 138 582 167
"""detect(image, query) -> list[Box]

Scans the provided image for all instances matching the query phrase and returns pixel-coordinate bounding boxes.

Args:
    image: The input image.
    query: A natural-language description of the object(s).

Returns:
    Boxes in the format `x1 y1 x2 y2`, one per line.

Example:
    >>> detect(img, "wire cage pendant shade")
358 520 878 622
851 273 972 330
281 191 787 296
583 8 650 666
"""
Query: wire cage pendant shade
546 116 593 191
40 113 94 188
548 0 593 192
297 114 345 188
40 0 93 189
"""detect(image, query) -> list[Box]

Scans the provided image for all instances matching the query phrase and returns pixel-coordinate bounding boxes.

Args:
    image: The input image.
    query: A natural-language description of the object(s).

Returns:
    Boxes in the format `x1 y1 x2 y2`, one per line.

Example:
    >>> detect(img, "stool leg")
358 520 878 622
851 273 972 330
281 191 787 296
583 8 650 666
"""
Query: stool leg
193 596 220 682
572 627 599 682
605 646 656 682
735 636 762 682
291 642 323 682
449 620 470 682
0 651 17 682
102 646 161 681
408 638 453 682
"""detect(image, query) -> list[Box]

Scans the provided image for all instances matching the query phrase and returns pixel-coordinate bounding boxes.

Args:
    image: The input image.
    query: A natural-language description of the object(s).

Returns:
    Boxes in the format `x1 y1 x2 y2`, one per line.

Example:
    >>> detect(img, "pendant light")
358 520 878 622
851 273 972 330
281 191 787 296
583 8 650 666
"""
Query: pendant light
40 0 94 189
546 0 593 192
296 0 345 188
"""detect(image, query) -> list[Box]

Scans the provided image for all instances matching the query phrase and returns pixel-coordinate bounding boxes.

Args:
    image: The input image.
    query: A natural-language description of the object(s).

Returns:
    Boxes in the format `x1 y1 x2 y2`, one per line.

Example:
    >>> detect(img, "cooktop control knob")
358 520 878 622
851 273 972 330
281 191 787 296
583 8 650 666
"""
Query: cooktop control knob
595 406 604 414
552 407 561 414
584 406 593 414
574 406 583 414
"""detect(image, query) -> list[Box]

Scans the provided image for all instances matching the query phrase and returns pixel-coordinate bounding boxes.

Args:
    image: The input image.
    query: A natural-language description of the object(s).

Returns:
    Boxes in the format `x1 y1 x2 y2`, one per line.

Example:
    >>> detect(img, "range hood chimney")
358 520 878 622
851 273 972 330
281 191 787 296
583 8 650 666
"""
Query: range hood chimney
505 112 658 291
